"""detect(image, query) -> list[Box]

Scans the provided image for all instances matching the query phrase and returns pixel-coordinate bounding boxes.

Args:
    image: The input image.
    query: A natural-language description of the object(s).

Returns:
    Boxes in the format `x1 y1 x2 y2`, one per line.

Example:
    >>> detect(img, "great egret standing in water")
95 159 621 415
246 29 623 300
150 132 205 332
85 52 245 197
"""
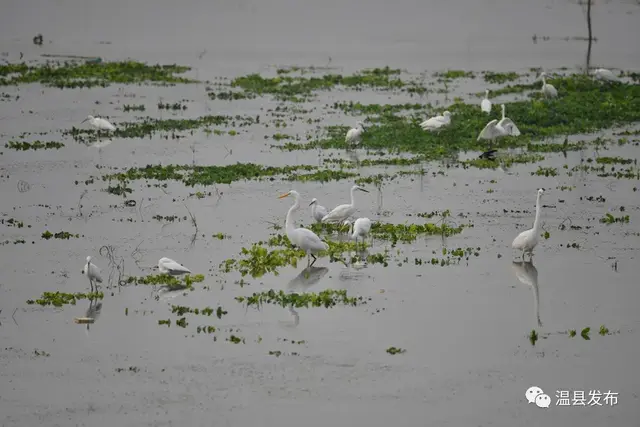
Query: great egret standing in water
157 257 192 276
345 121 365 147
321 185 370 223
481 90 492 114
537 72 558 99
309 198 328 223
279 190 329 267
593 68 620 83
512 188 545 260
420 111 451 132
349 217 372 249
82 256 103 293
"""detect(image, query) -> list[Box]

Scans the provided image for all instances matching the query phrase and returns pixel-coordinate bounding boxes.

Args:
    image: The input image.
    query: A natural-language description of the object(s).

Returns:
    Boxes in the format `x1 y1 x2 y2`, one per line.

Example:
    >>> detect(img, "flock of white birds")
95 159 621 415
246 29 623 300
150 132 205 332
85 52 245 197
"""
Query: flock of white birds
80 68 622 291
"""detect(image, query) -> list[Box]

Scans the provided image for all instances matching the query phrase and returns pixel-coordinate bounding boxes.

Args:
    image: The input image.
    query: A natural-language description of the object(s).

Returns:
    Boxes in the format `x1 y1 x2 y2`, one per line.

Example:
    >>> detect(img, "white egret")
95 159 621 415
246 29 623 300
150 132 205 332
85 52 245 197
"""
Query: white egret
82 115 116 131
498 104 521 136
345 121 365 147
350 217 372 249
512 188 545 260
481 89 492 114
157 257 192 276
538 72 558 99
593 68 620 83
477 104 520 147
278 190 329 267
420 111 451 132
82 256 103 293
321 184 370 223
309 198 328 223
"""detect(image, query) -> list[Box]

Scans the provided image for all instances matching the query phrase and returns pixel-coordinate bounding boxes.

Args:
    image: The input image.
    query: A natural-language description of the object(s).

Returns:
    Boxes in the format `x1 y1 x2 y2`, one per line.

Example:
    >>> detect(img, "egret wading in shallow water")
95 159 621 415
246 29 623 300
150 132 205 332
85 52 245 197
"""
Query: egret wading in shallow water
537 72 557 99
420 111 451 132
82 256 103 293
278 190 329 267
157 257 191 276
593 68 620 83
309 198 328 223
481 89 492 114
321 184 370 224
512 188 545 260
349 217 372 249
81 115 116 139
345 121 365 147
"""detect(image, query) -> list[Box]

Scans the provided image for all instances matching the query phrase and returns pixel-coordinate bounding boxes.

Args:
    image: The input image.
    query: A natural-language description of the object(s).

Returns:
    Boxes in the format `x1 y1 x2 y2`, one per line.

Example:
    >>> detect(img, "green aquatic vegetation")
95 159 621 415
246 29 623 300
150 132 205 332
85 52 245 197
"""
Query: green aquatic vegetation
531 166 558 177
599 213 629 224
123 104 145 112
476 82 539 97
5 140 64 150
125 273 204 289
227 335 244 344
27 291 104 307
568 329 577 337
386 346 407 355
105 183 133 196
158 101 187 110
171 305 227 319
196 325 217 334
207 90 255 101
322 156 427 168
599 325 610 336
434 70 474 80
332 101 425 115
482 71 520 84
0 218 26 228
235 289 367 309
103 163 318 187
230 67 421 101
529 329 538 345
219 244 305 278
581 327 591 340
213 233 231 240
176 317 188 328
526 140 586 152
287 169 358 183
41 230 79 240
158 319 171 326
66 114 255 142
596 156 635 165
0 61 195 88
462 153 545 169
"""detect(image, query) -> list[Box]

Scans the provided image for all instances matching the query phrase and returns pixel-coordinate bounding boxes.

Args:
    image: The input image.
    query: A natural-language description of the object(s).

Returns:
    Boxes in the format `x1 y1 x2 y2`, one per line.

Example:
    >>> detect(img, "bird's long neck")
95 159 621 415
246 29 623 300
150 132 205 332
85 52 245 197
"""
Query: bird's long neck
350 187 357 207
286 197 300 235
541 76 547 86
533 194 542 232
310 203 316 217
501 106 505 120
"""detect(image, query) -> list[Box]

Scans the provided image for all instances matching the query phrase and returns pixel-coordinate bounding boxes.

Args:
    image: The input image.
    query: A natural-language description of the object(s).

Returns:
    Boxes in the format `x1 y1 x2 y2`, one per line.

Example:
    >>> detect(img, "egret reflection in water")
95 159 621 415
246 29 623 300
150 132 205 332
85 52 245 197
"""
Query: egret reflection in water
76 299 102 334
512 260 542 327
287 265 329 291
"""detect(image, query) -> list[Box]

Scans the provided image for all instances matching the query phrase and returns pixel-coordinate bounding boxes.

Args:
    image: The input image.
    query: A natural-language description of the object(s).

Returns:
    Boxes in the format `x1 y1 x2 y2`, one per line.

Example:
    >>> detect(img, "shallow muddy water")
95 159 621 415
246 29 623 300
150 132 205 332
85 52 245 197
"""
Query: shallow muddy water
1 0 640 426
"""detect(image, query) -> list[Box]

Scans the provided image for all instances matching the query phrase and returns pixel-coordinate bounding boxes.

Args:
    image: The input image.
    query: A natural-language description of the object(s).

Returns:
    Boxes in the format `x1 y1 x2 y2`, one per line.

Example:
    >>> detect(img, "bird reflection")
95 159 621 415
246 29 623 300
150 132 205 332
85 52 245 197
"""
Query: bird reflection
79 299 102 334
287 265 329 292
511 260 542 327
346 149 360 165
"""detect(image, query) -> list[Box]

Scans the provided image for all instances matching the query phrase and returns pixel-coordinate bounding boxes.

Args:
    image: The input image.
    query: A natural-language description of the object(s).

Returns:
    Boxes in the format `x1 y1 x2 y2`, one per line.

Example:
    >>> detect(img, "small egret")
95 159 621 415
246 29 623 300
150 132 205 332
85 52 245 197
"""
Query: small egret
309 198 328 223
350 217 372 249
279 190 329 267
321 184 370 223
420 111 451 132
82 115 116 131
481 89 492 114
157 257 192 276
512 188 545 260
345 121 366 147
593 68 620 83
538 72 558 99
82 256 103 293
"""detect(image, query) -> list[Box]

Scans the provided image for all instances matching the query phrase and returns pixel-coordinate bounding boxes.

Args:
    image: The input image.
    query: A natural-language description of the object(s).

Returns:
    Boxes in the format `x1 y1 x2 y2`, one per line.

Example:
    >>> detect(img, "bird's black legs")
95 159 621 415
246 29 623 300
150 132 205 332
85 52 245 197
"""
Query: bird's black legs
309 254 317 267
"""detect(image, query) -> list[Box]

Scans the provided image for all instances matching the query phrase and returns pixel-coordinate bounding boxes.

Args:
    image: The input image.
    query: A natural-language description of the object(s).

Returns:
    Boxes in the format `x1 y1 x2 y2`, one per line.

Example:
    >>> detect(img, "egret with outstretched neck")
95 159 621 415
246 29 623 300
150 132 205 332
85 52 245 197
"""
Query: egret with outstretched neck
82 256 103 293
321 185 369 223
309 198 328 223
512 188 545 260
481 89 492 114
538 73 557 99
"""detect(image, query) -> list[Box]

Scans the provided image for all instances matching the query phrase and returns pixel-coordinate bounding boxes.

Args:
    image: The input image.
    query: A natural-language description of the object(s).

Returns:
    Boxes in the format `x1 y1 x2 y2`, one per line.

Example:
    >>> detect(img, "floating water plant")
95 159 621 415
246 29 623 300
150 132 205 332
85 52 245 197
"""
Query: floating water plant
41 230 79 240
386 346 407 355
126 273 204 289
27 291 103 307
235 289 367 309
5 140 64 150
599 213 630 224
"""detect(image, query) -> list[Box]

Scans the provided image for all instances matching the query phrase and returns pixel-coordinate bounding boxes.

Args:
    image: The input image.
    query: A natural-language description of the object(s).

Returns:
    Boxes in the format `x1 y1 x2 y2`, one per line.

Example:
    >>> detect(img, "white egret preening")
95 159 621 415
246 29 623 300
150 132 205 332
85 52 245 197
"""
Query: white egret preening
82 115 116 132
82 256 103 293
537 72 558 99
498 104 521 136
309 198 328 223
593 68 620 83
278 190 329 267
350 217 372 249
420 111 451 132
345 121 365 147
157 257 192 276
512 260 542 327
477 104 520 146
512 188 545 260
321 184 370 223
481 90 492 114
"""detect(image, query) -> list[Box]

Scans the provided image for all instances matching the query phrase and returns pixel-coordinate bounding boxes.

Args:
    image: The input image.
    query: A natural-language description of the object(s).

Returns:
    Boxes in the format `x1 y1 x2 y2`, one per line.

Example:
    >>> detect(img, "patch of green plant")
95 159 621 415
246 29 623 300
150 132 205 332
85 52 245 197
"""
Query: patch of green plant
227 334 245 344
526 140 586 152
219 244 306 278
482 71 520 84
213 233 231 240
386 346 407 355
599 325 610 336
230 67 423 101
125 273 204 290
599 213 629 224
0 60 195 88
531 166 558 177
5 140 64 150
207 90 255 101
235 289 367 309
434 70 474 80
170 305 227 319
0 218 26 228
568 329 577 337
123 104 145 112
529 329 538 345
596 156 635 165
462 153 545 169
323 156 427 168
332 101 425 115
581 327 591 340
27 291 103 307
158 101 187 110
41 230 79 240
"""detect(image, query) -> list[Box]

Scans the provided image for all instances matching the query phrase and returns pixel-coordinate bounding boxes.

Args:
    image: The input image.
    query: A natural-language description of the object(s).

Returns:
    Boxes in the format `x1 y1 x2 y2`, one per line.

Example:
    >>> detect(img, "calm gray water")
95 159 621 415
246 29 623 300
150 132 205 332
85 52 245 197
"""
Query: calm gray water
1 1 639 426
